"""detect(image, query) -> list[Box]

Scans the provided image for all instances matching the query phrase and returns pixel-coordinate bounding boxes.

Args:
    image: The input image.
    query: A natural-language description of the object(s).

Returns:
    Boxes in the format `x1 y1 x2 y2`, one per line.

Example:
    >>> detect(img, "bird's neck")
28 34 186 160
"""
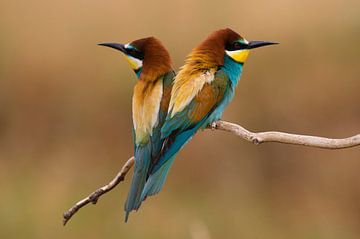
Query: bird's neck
221 55 243 86
134 68 142 78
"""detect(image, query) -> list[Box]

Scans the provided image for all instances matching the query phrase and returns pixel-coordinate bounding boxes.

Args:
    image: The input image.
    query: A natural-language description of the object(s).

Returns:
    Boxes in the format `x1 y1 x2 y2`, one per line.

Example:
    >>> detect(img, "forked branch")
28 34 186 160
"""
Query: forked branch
63 120 360 225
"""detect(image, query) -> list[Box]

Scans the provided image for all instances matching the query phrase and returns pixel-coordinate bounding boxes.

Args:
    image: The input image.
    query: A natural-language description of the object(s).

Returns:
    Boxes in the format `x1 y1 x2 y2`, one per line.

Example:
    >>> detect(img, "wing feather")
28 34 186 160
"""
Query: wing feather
162 70 229 139
132 78 163 145
168 69 216 117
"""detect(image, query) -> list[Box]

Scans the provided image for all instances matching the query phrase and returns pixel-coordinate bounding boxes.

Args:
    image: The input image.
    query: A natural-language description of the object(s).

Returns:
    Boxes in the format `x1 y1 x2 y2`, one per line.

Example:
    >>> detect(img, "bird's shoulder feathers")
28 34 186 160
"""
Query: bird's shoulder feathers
168 68 217 117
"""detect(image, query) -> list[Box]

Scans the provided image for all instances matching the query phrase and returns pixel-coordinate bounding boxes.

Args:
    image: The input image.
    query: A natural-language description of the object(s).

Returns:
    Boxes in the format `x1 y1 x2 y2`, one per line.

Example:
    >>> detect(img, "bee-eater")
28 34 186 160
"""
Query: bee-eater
99 37 175 221
141 28 277 201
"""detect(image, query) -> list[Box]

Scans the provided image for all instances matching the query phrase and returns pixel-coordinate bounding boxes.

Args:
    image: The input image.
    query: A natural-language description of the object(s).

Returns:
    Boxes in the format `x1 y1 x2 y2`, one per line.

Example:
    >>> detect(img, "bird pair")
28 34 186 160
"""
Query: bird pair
99 28 277 221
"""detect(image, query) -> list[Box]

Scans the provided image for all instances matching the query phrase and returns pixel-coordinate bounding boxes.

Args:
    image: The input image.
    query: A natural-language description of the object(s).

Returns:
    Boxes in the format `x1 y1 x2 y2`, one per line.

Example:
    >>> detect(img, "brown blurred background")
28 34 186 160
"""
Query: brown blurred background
0 0 359 238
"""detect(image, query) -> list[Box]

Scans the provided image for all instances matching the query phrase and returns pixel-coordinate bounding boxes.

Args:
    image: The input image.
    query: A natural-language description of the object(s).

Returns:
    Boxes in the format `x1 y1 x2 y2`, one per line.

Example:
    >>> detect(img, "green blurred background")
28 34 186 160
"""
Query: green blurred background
0 0 360 238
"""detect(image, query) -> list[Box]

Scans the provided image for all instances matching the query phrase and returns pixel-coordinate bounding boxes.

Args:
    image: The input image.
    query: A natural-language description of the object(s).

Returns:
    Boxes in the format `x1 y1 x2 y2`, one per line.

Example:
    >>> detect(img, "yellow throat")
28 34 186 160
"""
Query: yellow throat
225 49 250 63
124 55 143 70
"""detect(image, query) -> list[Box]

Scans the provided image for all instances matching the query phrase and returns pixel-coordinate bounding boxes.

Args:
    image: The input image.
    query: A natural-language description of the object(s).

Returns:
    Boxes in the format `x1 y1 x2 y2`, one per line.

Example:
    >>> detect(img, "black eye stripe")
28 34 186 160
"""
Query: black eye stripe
225 41 248 51
126 48 144 60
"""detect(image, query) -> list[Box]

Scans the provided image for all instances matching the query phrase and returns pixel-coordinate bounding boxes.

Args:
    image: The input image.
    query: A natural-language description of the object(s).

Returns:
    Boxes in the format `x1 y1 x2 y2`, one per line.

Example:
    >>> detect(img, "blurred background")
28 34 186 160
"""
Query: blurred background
0 0 360 238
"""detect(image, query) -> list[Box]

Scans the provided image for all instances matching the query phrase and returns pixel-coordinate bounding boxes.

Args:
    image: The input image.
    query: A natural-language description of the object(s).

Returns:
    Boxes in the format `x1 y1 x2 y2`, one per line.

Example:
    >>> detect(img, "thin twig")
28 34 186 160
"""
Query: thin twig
63 120 360 226
62 157 134 226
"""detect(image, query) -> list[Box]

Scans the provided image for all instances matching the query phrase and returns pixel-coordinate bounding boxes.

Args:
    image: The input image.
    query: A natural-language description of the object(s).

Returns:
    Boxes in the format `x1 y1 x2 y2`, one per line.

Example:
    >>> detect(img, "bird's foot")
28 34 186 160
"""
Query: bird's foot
209 121 218 130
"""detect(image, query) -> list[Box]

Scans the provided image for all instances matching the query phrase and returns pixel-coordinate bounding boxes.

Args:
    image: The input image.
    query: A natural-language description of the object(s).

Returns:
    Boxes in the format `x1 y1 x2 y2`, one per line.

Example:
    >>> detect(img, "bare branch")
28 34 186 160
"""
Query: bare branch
210 121 360 149
63 120 360 226
62 157 134 226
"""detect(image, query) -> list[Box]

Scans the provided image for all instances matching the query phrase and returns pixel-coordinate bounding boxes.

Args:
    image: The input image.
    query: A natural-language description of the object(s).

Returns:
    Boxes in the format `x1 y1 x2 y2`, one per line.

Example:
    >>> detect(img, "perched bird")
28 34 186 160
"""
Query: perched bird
99 37 175 221
141 28 277 201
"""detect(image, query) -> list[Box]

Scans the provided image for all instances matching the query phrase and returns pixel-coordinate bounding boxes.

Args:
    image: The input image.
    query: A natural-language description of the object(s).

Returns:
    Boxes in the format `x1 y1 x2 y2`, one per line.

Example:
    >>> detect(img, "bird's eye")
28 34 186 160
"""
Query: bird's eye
126 48 144 60
127 48 136 55
232 42 247 50
225 41 248 51
233 42 241 49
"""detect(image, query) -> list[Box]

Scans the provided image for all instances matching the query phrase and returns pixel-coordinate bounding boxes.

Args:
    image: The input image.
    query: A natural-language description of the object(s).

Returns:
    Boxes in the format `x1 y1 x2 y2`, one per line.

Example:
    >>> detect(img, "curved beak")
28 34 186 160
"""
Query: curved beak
98 43 126 53
248 41 278 49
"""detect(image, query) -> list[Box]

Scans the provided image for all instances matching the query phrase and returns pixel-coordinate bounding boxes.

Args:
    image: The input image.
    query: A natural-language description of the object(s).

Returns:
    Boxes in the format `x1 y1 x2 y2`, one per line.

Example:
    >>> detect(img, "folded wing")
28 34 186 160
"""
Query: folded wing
141 70 229 199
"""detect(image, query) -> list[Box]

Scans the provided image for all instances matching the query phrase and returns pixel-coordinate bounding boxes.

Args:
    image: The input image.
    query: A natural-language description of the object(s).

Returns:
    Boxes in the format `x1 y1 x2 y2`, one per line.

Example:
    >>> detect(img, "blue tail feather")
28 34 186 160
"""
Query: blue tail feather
141 155 176 201
152 117 207 174
140 121 206 201
124 143 151 222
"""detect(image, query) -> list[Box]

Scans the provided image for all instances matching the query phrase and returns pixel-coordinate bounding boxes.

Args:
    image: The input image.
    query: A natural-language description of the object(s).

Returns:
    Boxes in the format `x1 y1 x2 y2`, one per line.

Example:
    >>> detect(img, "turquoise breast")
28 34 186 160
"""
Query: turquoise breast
203 55 243 126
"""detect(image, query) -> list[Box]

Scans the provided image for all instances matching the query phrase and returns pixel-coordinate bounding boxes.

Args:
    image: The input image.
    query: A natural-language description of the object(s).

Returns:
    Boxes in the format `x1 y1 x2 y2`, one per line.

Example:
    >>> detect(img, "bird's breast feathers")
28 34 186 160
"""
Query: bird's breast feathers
132 78 163 145
168 69 216 117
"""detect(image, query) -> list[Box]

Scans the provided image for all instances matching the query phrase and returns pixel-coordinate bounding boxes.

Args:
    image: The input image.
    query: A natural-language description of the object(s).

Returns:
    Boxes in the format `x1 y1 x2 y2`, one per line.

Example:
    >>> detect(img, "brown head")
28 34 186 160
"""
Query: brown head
186 28 277 69
99 37 172 82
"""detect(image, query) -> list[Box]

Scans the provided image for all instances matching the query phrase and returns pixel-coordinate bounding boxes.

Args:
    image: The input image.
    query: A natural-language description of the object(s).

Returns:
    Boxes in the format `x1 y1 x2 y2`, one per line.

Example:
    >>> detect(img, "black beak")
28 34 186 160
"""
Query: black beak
98 43 126 53
248 41 278 49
